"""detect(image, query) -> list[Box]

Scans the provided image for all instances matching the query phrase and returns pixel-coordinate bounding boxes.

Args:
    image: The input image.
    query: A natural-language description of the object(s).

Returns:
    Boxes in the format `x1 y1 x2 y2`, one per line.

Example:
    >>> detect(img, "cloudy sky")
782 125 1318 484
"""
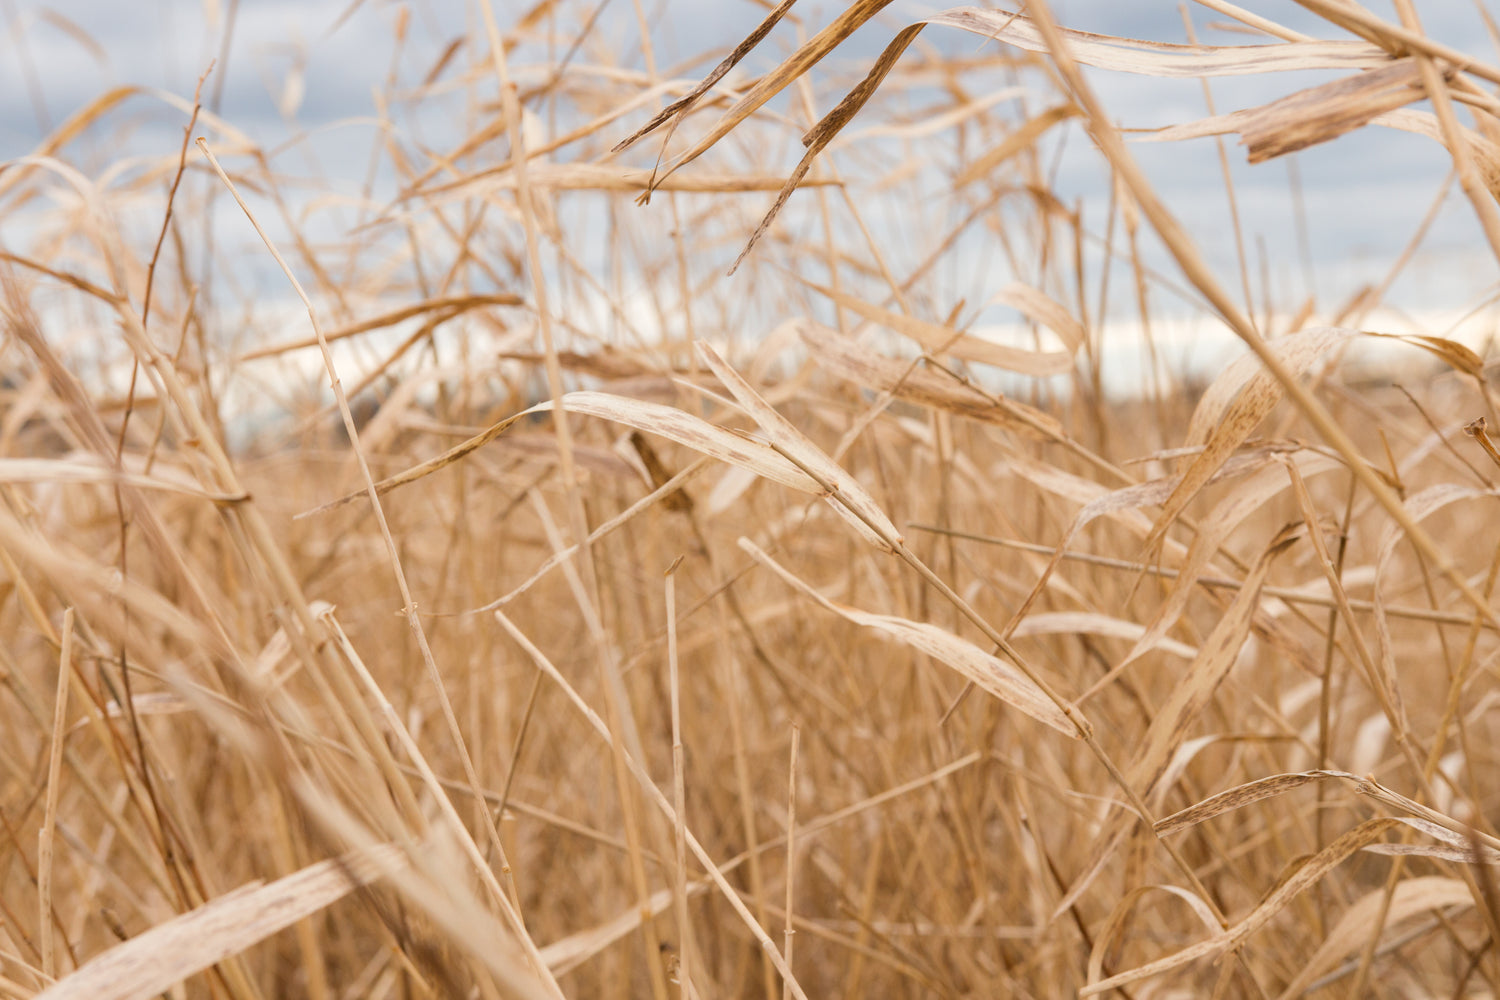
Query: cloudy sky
4 1 1499 350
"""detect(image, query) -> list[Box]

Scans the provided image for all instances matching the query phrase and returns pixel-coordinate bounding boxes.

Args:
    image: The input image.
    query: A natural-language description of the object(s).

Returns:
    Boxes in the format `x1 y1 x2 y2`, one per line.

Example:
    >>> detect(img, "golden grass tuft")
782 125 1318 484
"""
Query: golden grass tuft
3 2 1500 997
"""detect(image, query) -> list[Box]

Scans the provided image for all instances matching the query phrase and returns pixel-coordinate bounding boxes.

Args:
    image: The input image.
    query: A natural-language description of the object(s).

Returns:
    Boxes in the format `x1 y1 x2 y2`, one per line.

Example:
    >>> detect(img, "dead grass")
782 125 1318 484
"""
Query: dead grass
3 2 1500 997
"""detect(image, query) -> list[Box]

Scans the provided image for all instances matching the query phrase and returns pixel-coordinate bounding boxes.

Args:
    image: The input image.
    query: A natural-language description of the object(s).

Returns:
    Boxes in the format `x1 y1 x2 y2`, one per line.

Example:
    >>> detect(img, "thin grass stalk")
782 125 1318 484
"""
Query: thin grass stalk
193 139 531 933
37 607 73 980
781 725 800 1000
481 13 674 997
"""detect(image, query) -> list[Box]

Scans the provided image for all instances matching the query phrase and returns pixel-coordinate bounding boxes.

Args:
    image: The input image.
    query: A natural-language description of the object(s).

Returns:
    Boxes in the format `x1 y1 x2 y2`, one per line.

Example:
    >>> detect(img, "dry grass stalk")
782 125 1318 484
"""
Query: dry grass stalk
5 1 1500 997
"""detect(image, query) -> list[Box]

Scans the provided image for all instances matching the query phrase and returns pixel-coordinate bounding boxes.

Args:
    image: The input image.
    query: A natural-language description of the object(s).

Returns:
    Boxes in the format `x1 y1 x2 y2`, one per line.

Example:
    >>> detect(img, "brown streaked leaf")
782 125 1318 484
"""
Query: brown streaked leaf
1363 841 1500 864
1237 59 1428 162
1141 105 1500 198
1155 770 1332 837
611 0 799 156
697 339 900 551
730 21 926 271
740 538 1078 737
1080 819 1403 995
802 279 1076 375
619 0 899 193
37 846 405 1000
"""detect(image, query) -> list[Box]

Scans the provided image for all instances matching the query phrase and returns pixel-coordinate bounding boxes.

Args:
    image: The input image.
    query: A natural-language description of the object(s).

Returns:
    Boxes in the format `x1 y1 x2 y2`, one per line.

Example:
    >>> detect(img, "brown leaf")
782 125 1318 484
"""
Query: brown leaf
238 293 522 361
730 21 924 270
1365 330 1486 376
611 0 799 155
619 0 899 192
1238 59 1428 162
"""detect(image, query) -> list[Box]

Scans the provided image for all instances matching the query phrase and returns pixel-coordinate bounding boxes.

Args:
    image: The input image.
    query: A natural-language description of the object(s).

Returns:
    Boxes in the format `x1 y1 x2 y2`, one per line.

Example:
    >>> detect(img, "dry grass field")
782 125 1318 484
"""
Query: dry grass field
4 2 1500 997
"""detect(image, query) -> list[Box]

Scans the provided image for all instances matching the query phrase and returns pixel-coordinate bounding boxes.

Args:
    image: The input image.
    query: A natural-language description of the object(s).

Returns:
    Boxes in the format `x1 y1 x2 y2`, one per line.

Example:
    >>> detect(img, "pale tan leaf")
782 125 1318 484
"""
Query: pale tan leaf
1010 611 1197 660
1126 525 1300 796
0 457 246 502
1363 840 1500 864
70 692 190 734
1001 447 1289 666
927 8 1390 77
698 340 900 551
1378 817 1500 864
739 538 1077 737
437 163 841 196
1368 484 1500 731
803 280 1076 375
1080 819 1403 996
799 320 1067 438
1156 736 1228 807
38 846 405 1000
1275 877 1474 999
1087 883 1224 988
1120 451 1339 671
988 282 1086 352
303 390 824 515
540 885 706 975
849 85 1026 141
